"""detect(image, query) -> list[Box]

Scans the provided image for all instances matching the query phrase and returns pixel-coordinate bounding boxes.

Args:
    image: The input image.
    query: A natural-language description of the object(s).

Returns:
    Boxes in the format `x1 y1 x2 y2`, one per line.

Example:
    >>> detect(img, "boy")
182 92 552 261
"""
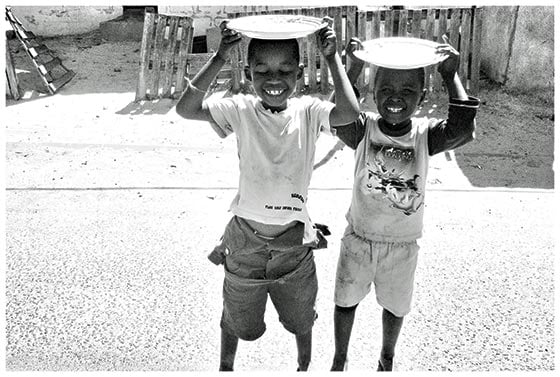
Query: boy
175 19 359 371
330 36 480 371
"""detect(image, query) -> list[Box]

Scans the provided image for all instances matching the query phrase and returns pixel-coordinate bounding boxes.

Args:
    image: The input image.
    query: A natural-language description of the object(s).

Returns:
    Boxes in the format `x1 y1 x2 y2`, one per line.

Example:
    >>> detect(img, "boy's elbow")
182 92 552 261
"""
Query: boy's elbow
344 104 361 124
175 104 188 119
175 102 203 120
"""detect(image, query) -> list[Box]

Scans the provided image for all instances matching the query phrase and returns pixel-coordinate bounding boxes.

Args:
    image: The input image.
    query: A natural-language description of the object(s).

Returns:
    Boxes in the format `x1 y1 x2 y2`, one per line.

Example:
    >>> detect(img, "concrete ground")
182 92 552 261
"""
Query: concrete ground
4 37 556 374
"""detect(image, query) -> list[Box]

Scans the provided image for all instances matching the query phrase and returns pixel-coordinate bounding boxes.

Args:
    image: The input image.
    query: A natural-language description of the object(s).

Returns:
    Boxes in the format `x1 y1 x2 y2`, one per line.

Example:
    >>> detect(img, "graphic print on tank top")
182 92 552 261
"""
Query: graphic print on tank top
358 141 424 216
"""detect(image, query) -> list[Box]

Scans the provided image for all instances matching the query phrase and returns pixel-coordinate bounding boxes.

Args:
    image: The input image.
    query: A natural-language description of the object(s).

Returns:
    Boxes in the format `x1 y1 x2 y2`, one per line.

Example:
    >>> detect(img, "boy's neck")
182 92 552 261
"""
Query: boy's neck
261 99 287 113
378 118 412 137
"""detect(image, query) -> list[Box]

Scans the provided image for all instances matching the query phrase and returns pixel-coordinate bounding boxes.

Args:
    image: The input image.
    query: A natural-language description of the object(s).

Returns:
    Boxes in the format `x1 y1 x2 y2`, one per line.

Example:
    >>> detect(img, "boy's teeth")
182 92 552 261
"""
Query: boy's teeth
265 89 283 96
388 106 403 113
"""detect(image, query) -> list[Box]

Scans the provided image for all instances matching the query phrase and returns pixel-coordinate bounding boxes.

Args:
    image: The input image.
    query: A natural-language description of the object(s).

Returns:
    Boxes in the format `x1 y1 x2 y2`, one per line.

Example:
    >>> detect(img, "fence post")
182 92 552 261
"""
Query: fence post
459 8 472 90
470 7 483 94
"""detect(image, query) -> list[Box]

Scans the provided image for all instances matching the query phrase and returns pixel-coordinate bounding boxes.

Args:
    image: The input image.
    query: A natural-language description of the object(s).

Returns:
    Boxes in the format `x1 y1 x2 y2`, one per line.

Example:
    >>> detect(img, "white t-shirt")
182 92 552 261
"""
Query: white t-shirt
348 114 433 242
205 94 335 243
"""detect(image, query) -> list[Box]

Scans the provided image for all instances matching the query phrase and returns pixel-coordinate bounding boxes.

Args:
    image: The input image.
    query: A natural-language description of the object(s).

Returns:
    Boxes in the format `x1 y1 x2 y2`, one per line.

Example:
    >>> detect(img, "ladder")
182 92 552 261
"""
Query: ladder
5 7 75 95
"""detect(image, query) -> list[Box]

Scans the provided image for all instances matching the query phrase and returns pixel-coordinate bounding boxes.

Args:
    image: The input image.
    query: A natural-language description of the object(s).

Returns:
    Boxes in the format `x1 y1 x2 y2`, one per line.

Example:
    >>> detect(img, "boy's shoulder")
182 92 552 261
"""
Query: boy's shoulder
289 94 322 105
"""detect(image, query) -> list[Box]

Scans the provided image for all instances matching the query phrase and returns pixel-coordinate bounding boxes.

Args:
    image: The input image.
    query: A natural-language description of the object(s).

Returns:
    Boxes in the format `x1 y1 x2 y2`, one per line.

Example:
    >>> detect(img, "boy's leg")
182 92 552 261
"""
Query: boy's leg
295 330 312 371
331 303 358 371
219 328 239 371
377 308 404 371
268 247 317 371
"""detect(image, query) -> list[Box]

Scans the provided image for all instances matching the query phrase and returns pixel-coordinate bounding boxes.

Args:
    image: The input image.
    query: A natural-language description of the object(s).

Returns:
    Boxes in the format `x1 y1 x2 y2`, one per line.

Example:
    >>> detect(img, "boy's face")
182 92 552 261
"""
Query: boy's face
373 68 426 125
246 41 302 112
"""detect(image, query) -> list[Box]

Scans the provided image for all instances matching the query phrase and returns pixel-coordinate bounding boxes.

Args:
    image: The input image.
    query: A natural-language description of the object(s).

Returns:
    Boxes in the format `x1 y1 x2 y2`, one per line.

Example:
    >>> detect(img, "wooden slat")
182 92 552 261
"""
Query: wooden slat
230 40 242 93
41 57 61 72
470 7 483 94
358 11 367 86
6 45 21 100
397 9 407 36
425 8 437 92
369 10 381 93
307 8 319 91
459 8 472 90
297 8 306 92
449 8 461 49
320 7 330 93
425 8 436 42
411 9 422 38
437 8 448 42
384 10 393 37
174 17 193 96
48 69 75 92
136 12 156 100
334 7 343 55
433 8 448 91
147 15 167 99
161 16 179 97
346 6 357 48
28 44 49 58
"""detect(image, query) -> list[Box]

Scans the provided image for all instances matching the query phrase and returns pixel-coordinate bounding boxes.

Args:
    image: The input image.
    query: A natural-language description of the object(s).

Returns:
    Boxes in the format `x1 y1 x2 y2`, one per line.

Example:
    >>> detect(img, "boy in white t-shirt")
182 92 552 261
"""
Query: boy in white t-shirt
176 18 359 371
330 37 480 371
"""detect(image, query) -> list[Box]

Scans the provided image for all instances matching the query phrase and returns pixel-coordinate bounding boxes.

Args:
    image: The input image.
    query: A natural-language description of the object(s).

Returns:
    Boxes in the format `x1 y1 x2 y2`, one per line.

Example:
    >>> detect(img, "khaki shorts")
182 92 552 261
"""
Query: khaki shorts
334 225 419 317
219 216 319 340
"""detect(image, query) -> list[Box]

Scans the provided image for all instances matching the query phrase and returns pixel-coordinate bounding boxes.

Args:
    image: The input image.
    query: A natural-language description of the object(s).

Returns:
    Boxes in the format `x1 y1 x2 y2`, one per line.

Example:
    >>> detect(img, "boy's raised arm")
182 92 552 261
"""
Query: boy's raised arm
327 37 366 149
317 19 360 127
428 35 479 155
175 21 241 121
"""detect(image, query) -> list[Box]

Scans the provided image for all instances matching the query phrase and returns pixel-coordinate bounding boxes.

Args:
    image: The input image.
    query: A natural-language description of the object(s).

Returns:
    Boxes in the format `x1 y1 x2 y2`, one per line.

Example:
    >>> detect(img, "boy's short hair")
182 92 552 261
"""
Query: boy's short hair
374 67 426 89
247 38 300 65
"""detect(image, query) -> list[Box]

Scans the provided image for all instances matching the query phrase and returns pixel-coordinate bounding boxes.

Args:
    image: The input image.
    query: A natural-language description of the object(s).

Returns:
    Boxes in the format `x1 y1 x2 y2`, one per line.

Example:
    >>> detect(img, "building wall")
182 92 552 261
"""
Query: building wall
480 6 517 84
506 6 554 90
160 5 286 36
9 6 122 36
481 6 553 91
10 5 284 38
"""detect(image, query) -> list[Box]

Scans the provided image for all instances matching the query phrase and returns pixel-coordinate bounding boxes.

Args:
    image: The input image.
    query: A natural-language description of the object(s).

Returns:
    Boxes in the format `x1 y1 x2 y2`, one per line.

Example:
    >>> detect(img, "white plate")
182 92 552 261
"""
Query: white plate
353 37 446 69
227 15 327 39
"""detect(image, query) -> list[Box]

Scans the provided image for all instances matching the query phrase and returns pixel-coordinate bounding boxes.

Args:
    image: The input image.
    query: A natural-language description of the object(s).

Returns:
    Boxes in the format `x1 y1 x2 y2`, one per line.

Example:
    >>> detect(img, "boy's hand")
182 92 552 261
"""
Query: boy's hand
216 20 242 61
317 17 337 59
436 34 460 80
344 37 365 76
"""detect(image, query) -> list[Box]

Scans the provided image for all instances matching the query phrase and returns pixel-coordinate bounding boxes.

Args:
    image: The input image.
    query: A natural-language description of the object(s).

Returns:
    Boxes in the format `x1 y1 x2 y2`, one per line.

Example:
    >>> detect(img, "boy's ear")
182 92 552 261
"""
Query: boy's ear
297 63 304 80
244 66 252 82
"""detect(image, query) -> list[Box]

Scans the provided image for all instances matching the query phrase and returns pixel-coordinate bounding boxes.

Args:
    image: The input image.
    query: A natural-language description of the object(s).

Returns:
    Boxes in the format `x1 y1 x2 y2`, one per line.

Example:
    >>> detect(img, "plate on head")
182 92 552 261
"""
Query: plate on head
353 37 446 69
227 15 327 39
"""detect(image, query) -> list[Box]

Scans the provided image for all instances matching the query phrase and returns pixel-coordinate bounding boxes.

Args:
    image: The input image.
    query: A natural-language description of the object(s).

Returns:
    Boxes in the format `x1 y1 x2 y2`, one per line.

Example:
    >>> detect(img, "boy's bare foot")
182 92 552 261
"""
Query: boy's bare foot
330 357 348 371
377 356 393 371
219 363 234 371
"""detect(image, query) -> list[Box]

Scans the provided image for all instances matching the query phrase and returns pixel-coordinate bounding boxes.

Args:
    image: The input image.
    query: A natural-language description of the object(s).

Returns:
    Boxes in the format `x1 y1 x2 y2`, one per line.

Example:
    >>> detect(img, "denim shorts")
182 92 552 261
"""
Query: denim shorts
217 216 319 341
334 224 419 317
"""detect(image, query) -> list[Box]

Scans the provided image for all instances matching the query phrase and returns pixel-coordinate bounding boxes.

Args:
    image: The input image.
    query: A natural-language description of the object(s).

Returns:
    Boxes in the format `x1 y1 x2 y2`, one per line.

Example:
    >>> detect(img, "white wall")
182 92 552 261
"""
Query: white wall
9 6 123 37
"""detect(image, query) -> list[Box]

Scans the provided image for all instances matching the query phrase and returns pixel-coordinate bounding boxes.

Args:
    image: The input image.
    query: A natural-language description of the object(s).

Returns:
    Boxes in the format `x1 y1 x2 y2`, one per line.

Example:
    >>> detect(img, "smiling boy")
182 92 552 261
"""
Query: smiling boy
176 18 359 371
330 37 480 371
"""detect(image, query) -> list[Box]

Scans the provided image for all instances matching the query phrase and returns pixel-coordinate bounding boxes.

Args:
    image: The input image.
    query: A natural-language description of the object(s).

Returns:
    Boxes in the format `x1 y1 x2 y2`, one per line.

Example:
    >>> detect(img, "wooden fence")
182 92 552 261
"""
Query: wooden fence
227 6 358 94
135 12 194 101
226 6 482 95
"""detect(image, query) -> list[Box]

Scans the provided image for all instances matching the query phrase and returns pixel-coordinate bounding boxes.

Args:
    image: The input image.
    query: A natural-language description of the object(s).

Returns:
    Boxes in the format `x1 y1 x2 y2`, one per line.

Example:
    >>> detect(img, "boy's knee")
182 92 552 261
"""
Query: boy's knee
220 317 266 341
281 311 316 336
335 303 359 313
238 329 265 341
232 325 266 341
